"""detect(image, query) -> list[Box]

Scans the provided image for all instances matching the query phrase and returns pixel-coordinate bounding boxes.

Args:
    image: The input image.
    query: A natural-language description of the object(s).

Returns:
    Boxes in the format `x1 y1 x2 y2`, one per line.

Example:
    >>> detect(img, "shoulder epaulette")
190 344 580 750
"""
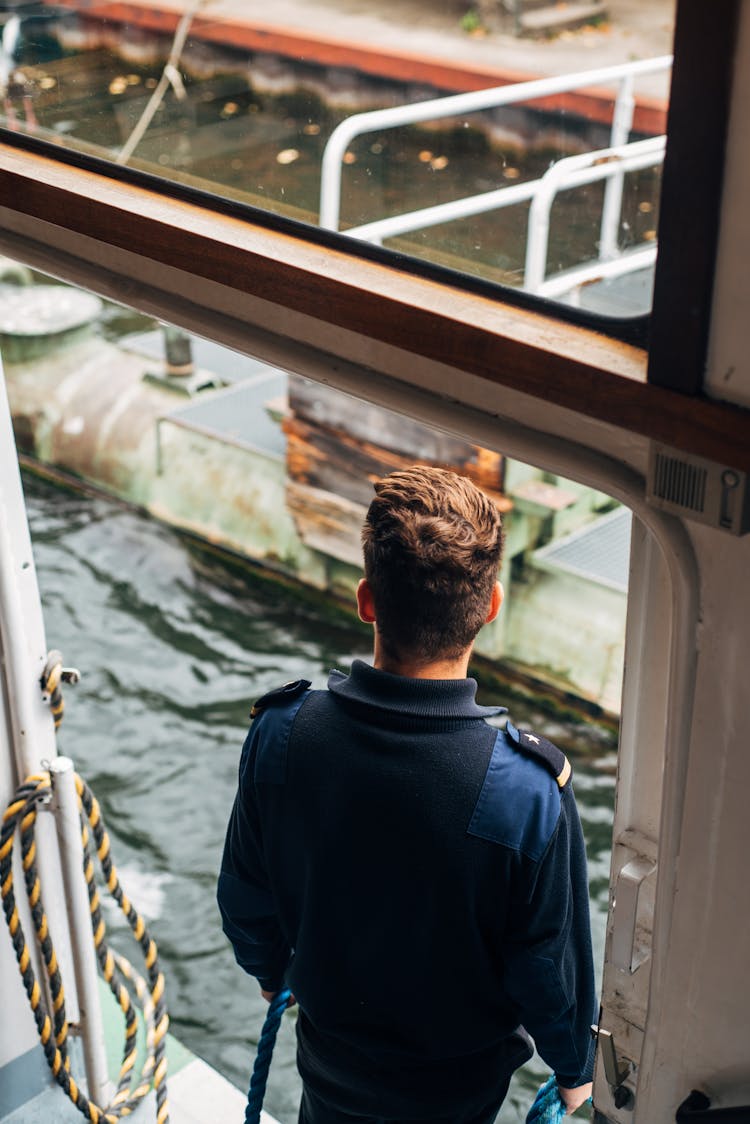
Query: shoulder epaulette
505 718 572 788
250 678 311 719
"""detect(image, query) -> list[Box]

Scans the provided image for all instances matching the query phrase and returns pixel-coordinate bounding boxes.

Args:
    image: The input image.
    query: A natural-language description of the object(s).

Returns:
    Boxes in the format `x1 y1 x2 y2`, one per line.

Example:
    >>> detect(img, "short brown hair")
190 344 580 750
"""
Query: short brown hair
361 466 504 665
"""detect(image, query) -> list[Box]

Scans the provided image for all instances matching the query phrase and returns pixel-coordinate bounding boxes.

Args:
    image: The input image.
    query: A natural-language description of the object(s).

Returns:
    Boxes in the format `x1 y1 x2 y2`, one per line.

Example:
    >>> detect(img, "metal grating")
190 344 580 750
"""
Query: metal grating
653 452 707 513
531 506 632 593
162 370 288 458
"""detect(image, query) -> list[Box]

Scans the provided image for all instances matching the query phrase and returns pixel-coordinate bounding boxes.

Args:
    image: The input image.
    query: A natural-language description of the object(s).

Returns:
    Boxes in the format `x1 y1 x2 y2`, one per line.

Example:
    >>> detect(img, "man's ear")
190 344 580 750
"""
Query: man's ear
357 578 377 624
485 580 504 624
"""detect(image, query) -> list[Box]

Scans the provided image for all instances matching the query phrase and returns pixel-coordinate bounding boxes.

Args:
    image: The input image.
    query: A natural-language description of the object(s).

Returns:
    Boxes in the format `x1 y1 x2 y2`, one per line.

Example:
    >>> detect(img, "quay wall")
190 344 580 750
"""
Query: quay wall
41 0 668 137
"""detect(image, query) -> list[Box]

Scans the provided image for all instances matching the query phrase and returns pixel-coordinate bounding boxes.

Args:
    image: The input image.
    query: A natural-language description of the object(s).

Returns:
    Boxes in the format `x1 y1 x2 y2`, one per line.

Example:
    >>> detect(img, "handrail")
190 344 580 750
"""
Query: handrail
600 72 634 262
345 178 540 245
345 135 665 298
524 135 666 292
319 55 672 231
537 247 657 302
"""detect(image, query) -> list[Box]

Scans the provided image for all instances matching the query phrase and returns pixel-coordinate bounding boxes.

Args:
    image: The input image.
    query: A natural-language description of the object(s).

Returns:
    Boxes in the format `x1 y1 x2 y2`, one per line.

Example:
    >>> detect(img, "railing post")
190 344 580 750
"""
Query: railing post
49 756 111 1107
524 179 553 293
600 73 636 261
320 122 352 230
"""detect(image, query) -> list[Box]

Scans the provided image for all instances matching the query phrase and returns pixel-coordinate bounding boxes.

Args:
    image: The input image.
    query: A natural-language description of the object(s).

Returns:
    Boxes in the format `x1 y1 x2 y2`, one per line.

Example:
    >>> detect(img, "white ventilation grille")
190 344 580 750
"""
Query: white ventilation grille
652 452 708 513
647 444 749 535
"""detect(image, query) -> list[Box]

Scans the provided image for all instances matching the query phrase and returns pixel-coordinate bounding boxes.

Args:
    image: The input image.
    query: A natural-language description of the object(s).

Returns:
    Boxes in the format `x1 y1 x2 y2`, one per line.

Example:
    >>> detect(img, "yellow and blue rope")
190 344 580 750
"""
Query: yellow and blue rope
1 770 169 1124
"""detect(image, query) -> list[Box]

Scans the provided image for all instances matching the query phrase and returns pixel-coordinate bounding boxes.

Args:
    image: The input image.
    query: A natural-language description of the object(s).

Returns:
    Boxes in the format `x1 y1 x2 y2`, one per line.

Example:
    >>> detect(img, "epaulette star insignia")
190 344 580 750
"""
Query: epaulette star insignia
250 678 311 719
505 719 572 788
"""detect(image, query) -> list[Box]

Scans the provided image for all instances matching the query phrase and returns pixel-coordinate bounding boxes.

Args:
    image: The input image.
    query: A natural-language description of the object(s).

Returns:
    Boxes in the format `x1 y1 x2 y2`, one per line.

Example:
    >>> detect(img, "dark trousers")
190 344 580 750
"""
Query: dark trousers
297 1077 512 1124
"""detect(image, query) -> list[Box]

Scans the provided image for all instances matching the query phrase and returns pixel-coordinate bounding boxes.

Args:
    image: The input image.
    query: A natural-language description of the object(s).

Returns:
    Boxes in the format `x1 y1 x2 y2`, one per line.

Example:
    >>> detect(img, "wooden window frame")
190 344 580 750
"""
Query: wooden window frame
1 140 748 472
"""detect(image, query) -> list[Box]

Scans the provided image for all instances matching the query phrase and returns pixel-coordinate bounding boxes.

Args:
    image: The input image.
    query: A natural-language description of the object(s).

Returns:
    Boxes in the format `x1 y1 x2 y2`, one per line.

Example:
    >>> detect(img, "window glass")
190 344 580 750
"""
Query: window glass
7 262 623 1121
3 1 673 321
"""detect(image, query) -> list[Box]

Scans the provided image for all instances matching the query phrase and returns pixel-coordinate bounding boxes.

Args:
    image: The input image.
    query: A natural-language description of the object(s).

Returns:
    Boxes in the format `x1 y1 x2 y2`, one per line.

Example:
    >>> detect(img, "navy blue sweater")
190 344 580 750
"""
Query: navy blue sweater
218 661 596 1117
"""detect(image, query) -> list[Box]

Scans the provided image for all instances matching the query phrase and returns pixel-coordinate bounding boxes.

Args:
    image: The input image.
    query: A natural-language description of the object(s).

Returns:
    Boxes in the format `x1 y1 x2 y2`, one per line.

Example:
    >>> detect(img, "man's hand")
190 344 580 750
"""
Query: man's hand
261 988 296 1007
558 1082 593 1114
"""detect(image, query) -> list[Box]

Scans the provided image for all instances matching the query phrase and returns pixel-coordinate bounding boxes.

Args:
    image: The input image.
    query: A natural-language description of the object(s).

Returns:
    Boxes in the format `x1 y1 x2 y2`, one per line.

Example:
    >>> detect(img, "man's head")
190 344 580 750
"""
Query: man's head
359 466 504 668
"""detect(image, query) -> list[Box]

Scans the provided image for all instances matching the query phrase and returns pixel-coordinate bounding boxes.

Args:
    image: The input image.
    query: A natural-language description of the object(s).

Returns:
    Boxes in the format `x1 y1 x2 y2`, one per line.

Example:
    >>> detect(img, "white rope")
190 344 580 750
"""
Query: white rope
116 1 207 166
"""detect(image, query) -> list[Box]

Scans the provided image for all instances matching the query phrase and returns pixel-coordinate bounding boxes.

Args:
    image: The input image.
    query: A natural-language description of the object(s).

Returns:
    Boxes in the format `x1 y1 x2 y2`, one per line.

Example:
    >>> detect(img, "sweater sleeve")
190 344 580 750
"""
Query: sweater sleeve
216 728 291 992
502 784 598 1087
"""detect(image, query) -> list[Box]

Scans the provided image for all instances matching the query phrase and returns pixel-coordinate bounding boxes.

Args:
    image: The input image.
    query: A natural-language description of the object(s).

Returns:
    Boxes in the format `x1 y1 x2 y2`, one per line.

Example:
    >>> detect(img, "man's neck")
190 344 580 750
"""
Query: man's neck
372 637 471 680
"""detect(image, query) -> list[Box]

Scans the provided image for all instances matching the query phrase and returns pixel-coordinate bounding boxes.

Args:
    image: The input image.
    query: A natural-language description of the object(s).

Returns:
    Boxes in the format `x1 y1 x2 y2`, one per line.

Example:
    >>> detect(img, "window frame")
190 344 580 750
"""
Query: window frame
647 0 741 394
0 136 748 473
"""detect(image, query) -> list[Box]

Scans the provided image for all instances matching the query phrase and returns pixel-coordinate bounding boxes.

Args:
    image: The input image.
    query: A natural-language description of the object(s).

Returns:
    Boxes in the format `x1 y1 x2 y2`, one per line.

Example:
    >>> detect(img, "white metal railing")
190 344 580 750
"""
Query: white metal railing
343 136 664 295
524 135 665 294
319 57 671 300
0 362 109 1104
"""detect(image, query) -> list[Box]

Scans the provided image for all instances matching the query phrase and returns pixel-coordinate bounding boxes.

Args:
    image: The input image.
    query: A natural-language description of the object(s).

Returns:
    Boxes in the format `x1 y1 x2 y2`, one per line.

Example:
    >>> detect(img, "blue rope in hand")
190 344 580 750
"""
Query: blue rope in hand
244 988 291 1124
526 1075 568 1122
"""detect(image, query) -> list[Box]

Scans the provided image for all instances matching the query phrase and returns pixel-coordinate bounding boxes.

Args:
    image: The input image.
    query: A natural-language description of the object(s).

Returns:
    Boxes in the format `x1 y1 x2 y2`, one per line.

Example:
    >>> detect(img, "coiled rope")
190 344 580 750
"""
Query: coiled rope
526 1074 594 1122
244 988 291 1124
1 769 169 1124
526 1075 567 1122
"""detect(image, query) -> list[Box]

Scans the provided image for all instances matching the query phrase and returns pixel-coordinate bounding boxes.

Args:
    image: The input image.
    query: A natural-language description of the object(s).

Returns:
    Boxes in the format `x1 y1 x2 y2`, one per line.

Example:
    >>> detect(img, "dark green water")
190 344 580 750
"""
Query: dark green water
25 472 614 1122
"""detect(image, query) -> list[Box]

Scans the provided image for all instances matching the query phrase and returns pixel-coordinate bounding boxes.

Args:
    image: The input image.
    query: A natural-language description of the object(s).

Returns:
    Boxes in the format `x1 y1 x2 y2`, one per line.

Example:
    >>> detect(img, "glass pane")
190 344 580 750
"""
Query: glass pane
2 4 673 313
6 261 624 1120
1 259 630 713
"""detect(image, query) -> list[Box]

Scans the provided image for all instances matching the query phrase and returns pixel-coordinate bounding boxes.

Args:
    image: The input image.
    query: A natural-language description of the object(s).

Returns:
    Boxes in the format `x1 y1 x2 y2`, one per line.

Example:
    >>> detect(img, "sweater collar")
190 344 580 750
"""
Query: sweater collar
327 659 505 720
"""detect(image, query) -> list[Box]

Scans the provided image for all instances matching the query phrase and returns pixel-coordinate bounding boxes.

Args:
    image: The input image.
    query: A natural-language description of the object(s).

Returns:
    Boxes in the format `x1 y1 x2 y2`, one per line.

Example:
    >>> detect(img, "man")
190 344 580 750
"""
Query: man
218 466 596 1122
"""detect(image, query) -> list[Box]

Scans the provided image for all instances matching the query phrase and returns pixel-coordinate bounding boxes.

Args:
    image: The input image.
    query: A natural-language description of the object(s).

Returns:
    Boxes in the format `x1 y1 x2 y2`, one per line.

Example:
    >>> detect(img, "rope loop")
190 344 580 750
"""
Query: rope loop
40 651 80 730
1 770 169 1124
40 651 65 730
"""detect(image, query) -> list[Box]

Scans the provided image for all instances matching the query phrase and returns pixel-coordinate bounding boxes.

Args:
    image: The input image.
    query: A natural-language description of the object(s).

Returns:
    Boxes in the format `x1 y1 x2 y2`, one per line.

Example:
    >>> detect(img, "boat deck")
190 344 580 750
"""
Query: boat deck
2 1057 271 1123
1 975 282 1124
125 331 288 458
532 505 632 592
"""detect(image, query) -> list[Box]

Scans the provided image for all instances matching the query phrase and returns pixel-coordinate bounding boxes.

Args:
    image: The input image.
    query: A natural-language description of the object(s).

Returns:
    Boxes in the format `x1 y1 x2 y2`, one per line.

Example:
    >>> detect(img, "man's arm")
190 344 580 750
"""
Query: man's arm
558 1082 593 1114
502 784 598 1102
217 729 291 993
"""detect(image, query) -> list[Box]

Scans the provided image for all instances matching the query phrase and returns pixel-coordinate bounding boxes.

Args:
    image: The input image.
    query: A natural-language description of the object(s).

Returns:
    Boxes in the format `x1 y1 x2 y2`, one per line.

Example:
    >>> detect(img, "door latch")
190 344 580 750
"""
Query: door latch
611 857 656 973
592 1025 634 1110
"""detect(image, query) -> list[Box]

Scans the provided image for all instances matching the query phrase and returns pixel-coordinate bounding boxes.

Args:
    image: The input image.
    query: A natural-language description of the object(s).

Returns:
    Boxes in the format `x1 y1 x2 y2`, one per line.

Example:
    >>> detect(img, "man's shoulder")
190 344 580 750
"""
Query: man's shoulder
503 719 572 790
466 722 571 861
250 678 312 719
246 678 314 784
